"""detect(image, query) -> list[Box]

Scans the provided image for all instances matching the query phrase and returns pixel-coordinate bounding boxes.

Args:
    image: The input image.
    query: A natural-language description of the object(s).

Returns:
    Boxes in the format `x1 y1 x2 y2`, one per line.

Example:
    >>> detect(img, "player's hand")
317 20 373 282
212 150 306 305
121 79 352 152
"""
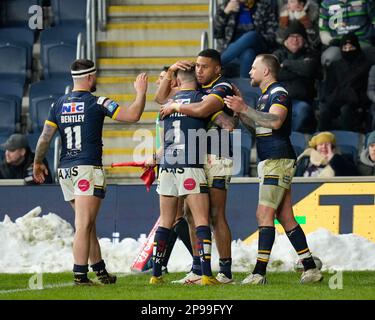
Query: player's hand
134 73 148 95
231 83 243 98
169 60 195 73
224 0 239 14
224 95 248 113
33 162 48 184
160 100 180 119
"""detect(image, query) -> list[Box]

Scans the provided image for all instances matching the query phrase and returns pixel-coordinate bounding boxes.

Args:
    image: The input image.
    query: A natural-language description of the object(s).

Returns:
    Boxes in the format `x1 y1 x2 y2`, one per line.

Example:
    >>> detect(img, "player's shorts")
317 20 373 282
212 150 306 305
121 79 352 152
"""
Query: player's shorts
257 158 296 209
204 154 233 190
156 167 208 197
58 165 106 202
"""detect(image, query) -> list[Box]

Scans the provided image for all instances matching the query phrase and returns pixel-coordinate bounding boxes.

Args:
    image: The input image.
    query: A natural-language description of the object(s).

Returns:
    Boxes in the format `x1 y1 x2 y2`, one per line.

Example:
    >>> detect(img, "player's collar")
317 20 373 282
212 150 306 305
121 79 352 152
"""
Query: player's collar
201 75 222 89
261 81 277 94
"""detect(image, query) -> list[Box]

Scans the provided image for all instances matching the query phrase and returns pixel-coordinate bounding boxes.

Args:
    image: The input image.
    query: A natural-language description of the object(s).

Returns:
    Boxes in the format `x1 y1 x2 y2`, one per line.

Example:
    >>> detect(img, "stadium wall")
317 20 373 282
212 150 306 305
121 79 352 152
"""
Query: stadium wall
1 177 374 243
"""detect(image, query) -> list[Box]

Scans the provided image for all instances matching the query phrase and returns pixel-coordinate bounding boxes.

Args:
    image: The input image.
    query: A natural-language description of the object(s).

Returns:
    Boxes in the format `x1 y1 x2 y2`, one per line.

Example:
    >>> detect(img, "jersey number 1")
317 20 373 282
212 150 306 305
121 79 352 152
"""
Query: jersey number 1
64 126 82 150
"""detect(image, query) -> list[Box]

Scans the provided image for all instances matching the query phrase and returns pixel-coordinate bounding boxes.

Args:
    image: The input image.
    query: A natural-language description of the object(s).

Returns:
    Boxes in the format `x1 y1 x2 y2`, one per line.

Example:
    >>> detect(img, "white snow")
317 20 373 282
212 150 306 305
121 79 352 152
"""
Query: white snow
1 207 375 273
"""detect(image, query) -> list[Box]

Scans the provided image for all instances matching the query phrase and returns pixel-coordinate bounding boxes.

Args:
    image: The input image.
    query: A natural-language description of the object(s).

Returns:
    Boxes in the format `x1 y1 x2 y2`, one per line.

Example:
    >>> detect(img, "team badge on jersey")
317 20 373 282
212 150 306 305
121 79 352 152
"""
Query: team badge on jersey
62 102 85 114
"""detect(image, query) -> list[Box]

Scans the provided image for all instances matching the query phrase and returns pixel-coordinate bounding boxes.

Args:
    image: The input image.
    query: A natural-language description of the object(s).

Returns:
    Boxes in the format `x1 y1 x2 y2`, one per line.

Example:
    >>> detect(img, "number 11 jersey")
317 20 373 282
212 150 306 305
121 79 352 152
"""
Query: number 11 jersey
46 90 120 168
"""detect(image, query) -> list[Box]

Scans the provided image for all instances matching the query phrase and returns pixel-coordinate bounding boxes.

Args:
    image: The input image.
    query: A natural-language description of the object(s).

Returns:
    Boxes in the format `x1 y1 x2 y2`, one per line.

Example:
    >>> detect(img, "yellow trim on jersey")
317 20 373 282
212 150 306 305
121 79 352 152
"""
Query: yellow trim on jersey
201 75 221 89
179 88 196 91
112 107 121 120
45 120 57 128
203 239 212 243
271 103 288 111
261 81 277 94
256 133 272 137
209 94 224 104
210 110 224 122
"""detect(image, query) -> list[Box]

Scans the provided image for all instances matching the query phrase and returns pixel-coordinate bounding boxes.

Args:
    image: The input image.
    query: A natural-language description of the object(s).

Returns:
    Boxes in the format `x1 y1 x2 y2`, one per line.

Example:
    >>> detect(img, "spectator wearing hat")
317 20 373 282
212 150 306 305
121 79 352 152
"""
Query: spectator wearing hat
0 134 52 184
278 0 320 51
358 131 375 176
318 32 372 132
273 20 319 133
213 0 278 78
295 131 358 177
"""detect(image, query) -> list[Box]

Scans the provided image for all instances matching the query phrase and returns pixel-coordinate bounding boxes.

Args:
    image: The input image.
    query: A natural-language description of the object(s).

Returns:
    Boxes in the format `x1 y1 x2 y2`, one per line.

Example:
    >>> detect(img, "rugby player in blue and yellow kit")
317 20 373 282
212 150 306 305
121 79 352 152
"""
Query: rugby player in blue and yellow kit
225 54 323 285
150 68 220 285
33 59 148 285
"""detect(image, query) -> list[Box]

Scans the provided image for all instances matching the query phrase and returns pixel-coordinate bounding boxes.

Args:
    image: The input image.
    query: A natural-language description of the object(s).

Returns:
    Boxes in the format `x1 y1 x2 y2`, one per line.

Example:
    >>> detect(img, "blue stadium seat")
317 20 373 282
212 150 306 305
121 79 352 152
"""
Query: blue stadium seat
228 77 261 107
290 131 307 157
41 42 76 79
30 79 71 102
51 0 87 27
331 130 362 164
0 133 8 161
0 42 27 84
29 94 59 132
0 80 24 124
41 26 85 45
1 0 41 27
0 96 17 135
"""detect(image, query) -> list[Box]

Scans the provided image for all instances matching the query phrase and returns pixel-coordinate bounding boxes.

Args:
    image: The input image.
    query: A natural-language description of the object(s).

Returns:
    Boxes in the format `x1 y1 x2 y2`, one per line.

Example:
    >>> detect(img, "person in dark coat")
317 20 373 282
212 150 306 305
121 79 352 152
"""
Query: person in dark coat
0 134 53 184
358 131 375 176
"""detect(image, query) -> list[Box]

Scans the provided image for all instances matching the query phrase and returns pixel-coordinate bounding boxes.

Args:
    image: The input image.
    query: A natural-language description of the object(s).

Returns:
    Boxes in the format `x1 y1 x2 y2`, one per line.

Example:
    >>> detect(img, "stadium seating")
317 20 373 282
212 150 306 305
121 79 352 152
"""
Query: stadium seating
29 94 59 132
228 77 261 108
0 42 27 84
50 0 87 27
41 26 85 45
40 41 76 79
29 79 71 101
290 131 307 157
0 96 17 135
0 0 41 27
331 130 363 164
0 133 8 161
0 80 24 124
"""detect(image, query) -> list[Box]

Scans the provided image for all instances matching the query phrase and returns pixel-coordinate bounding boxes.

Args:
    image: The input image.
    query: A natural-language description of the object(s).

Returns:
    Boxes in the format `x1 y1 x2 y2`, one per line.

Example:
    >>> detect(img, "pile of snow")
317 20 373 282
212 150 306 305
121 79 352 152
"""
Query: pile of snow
1 207 375 273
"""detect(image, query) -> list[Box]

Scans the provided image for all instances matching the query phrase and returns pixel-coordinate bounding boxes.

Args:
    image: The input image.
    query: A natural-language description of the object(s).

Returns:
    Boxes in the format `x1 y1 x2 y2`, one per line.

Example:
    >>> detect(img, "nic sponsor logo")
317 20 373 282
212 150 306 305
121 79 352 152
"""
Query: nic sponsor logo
62 102 85 114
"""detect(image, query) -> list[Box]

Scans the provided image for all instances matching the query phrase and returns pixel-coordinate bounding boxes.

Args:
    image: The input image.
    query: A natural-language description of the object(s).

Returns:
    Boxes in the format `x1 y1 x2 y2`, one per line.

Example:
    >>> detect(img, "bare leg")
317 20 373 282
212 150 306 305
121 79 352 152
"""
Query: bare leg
89 224 102 265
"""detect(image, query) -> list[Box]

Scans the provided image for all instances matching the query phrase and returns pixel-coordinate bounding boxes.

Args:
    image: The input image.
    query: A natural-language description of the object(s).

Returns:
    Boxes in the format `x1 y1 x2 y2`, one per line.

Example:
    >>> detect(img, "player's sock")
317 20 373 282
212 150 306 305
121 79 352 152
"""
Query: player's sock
73 264 90 283
91 259 108 277
219 258 232 279
192 255 202 276
286 224 316 271
196 225 213 277
174 217 193 256
152 226 171 277
162 229 178 269
252 226 275 276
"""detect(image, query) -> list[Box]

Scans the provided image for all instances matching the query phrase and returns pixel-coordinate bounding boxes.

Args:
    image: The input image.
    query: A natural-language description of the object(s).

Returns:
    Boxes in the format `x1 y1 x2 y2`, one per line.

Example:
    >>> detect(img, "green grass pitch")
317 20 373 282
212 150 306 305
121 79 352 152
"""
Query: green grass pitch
0 272 374 300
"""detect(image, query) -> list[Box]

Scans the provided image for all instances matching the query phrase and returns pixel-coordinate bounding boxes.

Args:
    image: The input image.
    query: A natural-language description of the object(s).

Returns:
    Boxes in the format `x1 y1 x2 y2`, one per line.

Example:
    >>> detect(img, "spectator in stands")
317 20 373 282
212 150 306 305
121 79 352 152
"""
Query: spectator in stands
214 0 278 78
358 131 375 176
0 134 52 184
319 0 375 66
318 33 372 132
368 65 375 131
273 21 319 133
295 131 358 177
278 0 320 51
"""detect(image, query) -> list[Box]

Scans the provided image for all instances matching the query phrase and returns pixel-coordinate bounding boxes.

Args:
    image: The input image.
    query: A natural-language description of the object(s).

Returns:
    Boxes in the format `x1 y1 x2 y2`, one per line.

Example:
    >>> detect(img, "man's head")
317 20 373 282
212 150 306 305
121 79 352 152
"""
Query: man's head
71 59 97 92
176 68 197 88
283 21 307 54
156 66 177 88
309 132 336 157
0 134 29 166
249 54 280 87
287 0 306 11
367 131 375 162
195 49 222 85
340 32 361 62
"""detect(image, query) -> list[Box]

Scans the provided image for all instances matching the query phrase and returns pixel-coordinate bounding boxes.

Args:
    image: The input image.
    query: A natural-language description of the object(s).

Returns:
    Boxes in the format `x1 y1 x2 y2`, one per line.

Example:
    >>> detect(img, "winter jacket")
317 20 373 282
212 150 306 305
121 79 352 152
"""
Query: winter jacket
214 0 279 52
358 148 375 176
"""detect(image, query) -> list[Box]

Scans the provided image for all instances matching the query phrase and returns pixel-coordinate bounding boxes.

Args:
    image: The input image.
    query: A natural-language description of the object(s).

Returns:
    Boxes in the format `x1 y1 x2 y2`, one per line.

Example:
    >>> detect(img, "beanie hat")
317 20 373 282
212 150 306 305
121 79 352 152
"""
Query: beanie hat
308 132 336 148
283 20 307 41
367 131 375 148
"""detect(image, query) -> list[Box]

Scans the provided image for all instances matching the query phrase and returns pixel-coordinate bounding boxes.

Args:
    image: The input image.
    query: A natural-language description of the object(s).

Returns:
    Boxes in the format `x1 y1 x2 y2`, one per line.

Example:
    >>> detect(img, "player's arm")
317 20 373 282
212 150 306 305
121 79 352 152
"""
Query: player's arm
33 122 58 184
154 61 194 104
115 73 148 123
224 95 287 130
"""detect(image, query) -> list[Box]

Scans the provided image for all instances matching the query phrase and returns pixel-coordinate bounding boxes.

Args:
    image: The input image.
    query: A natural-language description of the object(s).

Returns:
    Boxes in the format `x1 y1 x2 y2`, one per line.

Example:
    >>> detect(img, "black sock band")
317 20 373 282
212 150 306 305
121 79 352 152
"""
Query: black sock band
91 259 106 272
73 264 89 274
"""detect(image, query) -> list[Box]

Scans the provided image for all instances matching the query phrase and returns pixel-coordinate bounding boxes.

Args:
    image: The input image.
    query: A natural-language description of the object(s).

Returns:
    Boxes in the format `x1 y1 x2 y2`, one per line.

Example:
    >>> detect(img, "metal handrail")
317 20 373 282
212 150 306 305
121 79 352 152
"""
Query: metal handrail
209 0 217 49
200 31 209 50
86 0 97 63
76 32 85 59
98 0 107 31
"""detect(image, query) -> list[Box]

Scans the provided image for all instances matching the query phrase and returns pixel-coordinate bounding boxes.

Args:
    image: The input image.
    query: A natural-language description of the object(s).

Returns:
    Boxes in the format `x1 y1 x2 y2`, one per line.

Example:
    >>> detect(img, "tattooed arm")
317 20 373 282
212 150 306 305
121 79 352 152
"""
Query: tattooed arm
33 123 57 184
223 95 287 130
